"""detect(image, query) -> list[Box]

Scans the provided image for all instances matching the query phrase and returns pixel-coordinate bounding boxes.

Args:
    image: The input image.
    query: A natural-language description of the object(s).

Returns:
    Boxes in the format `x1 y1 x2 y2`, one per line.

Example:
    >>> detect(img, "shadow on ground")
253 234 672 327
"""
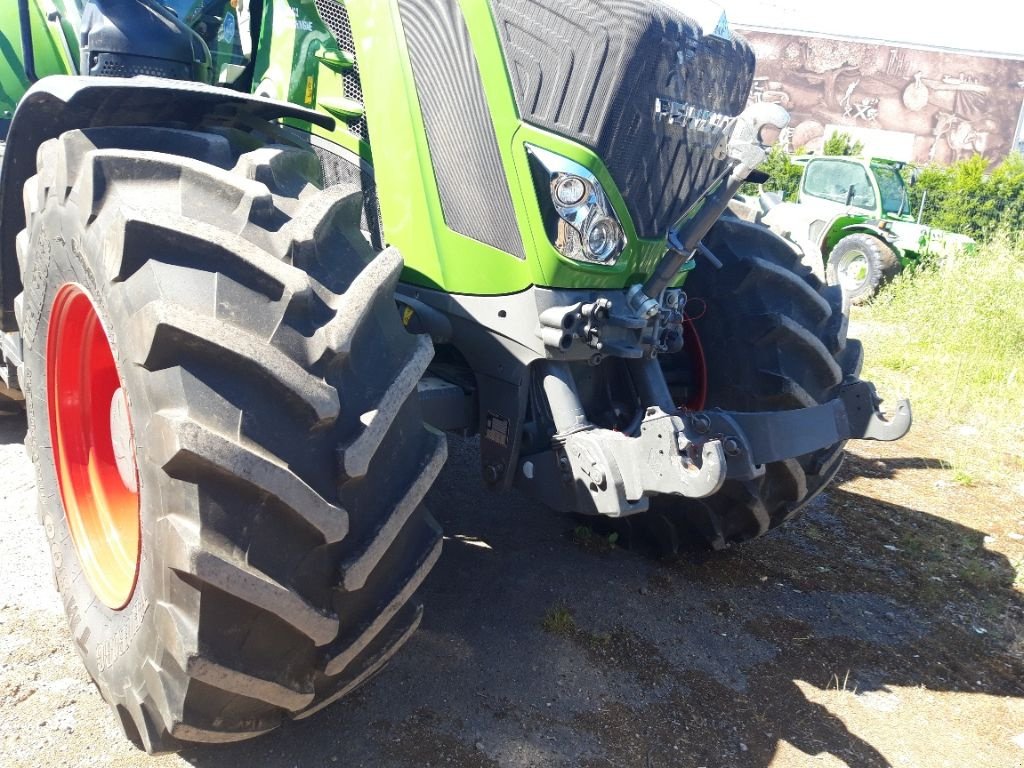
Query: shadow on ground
0 411 27 445
165 437 1022 766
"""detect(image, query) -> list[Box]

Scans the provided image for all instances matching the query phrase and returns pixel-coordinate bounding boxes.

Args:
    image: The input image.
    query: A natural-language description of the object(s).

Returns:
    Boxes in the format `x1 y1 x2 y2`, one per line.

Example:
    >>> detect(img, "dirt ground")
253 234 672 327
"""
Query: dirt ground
2 401 1023 767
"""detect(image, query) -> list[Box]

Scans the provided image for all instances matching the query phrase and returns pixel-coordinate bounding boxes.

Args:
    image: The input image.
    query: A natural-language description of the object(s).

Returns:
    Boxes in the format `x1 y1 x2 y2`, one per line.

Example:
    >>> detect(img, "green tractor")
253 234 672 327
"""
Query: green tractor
0 0 911 752
741 155 974 303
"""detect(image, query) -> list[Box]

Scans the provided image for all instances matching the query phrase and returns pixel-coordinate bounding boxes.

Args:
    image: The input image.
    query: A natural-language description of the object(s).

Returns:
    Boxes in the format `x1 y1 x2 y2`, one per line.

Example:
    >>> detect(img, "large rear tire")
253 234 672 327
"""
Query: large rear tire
646 216 863 552
19 125 446 752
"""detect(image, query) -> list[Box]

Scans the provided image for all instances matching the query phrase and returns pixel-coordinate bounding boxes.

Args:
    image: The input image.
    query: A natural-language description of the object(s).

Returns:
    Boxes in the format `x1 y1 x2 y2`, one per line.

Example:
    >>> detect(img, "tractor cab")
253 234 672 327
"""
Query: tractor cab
797 156 914 221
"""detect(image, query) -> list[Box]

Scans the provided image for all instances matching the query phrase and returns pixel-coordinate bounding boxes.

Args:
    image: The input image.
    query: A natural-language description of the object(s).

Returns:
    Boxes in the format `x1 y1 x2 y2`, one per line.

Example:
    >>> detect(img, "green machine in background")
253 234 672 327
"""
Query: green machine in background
0 0 910 752
741 154 975 303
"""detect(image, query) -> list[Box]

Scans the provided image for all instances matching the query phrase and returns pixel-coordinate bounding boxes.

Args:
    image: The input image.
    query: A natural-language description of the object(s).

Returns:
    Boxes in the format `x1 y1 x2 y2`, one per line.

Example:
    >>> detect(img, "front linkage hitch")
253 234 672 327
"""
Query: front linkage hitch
529 361 910 517
520 103 911 518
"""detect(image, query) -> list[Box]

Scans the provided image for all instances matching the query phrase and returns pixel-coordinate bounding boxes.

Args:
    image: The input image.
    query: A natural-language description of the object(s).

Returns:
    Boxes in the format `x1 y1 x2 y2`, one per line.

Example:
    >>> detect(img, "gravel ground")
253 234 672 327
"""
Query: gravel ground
2 411 1023 768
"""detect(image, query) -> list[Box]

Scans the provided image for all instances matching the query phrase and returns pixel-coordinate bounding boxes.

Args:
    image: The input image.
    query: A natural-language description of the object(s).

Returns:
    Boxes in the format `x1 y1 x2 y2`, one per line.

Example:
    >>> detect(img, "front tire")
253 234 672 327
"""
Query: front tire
19 125 446 752
647 217 863 552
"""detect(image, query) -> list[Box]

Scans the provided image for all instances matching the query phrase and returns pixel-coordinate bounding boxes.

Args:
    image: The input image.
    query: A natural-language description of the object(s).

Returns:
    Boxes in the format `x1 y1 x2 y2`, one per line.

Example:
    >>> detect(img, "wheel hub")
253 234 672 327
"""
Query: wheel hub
838 250 870 292
47 284 140 610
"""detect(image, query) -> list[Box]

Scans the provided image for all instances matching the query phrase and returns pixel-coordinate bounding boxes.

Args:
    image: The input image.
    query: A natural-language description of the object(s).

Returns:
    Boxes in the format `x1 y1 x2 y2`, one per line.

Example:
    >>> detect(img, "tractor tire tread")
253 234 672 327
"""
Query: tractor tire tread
18 126 443 752
651 216 861 551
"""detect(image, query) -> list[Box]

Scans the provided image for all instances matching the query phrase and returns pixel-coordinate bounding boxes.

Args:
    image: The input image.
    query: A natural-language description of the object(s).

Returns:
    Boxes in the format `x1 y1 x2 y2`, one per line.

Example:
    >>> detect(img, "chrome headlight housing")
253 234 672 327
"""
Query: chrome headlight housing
527 145 626 265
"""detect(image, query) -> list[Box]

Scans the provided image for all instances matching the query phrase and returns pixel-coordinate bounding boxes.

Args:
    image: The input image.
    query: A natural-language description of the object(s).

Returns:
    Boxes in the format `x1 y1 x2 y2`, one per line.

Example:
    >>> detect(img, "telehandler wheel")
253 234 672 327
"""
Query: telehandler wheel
826 232 901 304
18 126 446 752
647 217 863 553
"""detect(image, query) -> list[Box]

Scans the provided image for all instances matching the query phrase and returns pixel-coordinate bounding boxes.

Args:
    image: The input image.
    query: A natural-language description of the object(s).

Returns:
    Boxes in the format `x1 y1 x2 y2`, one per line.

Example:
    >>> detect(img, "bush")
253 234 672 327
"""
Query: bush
823 131 864 157
904 153 1024 241
741 145 804 201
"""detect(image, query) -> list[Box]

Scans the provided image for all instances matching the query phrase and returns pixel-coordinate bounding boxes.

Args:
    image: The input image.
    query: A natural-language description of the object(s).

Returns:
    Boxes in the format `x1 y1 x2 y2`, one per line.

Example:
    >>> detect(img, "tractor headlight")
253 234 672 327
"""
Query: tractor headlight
527 145 625 265
586 216 620 261
554 175 587 207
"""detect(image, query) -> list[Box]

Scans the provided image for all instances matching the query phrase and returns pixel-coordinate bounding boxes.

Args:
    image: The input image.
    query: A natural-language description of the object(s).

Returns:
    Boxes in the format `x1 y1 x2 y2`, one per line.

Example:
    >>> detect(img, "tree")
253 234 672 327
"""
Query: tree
741 145 805 201
823 131 864 157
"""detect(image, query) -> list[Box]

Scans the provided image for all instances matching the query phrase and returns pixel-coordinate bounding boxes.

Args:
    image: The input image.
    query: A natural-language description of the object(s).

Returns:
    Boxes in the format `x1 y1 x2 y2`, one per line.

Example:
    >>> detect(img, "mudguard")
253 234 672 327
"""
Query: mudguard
841 221 899 247
0 75 333 330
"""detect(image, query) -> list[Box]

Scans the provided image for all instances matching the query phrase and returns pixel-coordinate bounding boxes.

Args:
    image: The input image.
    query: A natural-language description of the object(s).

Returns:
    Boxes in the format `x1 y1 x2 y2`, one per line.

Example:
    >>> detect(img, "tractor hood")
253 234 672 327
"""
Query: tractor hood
314 0 759 294
488 0 755 239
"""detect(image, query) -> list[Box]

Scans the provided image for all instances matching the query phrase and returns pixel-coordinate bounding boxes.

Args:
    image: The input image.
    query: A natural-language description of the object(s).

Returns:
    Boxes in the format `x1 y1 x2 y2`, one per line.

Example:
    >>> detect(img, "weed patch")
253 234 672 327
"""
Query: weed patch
571 524 619 553
860 233 1024 482
541 604 577 636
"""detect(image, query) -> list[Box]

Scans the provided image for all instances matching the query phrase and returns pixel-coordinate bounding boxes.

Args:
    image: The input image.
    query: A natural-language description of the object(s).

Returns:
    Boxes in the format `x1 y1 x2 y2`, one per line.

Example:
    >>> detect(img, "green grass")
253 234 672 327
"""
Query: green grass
859 232 1024 479
541 604 577 636
571 524 619 553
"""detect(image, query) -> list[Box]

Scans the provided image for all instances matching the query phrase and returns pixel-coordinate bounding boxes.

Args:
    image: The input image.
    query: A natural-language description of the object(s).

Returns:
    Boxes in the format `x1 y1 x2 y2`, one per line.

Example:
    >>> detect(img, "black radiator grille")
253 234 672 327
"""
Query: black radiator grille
488 0 755 239
314 0 368 140
396 0 526 259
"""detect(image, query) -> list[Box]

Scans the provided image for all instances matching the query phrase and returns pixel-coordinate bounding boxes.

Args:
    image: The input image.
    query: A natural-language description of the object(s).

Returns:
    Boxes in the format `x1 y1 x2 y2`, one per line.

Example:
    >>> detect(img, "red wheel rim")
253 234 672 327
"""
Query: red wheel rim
47 284 140 610
682 314 707 411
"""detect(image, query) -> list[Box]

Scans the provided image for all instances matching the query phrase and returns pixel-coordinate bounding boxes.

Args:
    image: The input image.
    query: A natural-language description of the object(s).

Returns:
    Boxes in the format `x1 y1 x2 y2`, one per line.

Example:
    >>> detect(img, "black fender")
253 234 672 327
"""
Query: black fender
840 221 900 248
0 75 333 331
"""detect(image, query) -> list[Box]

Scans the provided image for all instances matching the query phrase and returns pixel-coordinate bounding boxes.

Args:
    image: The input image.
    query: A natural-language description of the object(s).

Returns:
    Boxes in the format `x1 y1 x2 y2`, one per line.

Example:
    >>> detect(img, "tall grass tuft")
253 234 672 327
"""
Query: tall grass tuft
859 231 1024 479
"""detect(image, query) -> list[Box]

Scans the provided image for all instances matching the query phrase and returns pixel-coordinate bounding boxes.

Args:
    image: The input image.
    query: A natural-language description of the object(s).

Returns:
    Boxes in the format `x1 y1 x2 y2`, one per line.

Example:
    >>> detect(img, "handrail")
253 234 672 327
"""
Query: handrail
47 10 79 74
17 0 38 83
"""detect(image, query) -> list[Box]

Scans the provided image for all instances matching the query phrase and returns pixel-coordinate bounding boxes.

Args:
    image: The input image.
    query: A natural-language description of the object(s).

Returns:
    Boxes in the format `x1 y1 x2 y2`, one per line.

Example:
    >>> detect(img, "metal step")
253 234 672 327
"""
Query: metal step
318 96 364 123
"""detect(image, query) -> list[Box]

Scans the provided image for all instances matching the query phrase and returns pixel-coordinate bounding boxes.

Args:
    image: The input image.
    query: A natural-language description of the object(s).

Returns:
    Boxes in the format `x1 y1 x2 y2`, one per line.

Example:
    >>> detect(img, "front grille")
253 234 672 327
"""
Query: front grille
396 0 526 259
314 0 369 141
89 53 190 80
488 0 755 239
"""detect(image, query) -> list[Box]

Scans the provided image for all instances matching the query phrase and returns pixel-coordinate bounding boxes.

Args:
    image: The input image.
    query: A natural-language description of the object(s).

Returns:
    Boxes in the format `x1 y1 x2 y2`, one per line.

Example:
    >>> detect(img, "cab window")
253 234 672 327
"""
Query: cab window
804 161 876 209
872 165 910 216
